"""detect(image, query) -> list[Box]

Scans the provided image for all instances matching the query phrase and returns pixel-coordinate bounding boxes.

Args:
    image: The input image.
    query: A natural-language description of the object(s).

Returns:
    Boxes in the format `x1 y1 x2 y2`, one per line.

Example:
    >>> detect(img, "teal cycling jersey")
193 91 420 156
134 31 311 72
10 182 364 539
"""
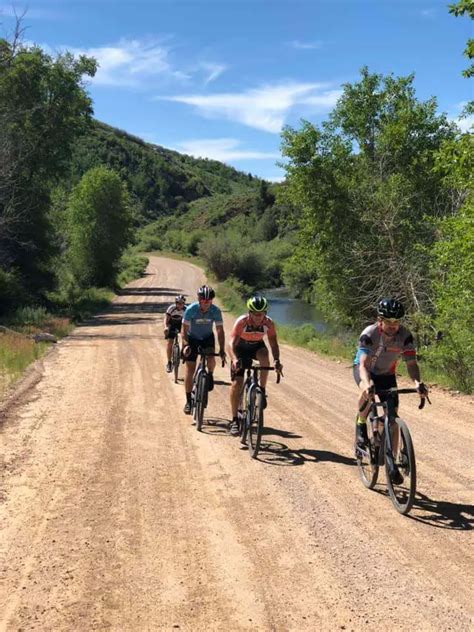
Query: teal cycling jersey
183 302 223 340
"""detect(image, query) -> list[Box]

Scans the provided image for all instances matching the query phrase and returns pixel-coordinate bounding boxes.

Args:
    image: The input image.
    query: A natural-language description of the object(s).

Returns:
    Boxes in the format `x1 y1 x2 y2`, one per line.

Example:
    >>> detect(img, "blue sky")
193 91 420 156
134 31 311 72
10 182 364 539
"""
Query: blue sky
1 0 472 180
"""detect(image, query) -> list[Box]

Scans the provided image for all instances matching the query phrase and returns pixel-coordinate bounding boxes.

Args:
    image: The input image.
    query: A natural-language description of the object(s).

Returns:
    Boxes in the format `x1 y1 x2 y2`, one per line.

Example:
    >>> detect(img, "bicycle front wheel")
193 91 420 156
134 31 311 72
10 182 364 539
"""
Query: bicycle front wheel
194 372 207 432
385 418 416 515
248 387 264 459
172 342 180 383
355 419 379 489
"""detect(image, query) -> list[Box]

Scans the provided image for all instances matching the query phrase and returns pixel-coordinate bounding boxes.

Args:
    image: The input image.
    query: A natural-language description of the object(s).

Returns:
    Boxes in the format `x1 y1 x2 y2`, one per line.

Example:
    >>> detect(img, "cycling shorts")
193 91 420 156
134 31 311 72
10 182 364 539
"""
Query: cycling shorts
232 340 267 379
353 366 399 408
165 322 182 340
185 334 215 362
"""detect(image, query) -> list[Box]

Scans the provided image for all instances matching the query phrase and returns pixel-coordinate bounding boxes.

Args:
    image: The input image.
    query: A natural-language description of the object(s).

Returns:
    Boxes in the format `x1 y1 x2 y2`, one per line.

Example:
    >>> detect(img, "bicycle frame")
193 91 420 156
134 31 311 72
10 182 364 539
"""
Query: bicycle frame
191 347 222 430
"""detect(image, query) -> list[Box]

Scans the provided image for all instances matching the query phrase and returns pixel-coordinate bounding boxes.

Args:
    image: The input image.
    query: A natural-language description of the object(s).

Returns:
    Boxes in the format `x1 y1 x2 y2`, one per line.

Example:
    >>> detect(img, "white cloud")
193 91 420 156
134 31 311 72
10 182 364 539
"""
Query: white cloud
290 40 323 50
159 82 340 133
64 38 189 87
420 9 436 19
267 175 285 183
455 115 474 133
175 138 279 162
448 101 474 133
201 62 227 85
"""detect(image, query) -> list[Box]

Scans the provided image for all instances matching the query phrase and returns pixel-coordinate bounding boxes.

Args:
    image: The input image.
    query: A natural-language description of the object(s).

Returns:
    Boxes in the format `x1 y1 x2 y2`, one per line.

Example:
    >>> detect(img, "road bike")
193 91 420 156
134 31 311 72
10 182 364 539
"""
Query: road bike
355 387 429 515
238 363 281 459
191 348 224 431
171 332 181 383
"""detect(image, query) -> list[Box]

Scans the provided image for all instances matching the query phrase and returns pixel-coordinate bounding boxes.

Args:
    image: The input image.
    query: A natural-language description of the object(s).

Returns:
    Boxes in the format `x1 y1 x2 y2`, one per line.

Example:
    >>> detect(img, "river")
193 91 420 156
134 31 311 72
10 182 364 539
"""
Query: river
263 287 328 332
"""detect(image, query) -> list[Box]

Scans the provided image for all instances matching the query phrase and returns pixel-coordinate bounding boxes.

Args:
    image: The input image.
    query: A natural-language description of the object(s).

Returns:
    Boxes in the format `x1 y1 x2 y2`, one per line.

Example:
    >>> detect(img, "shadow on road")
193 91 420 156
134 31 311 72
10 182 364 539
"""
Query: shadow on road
257 438 356 468
408 491 474 530
117 286 184 297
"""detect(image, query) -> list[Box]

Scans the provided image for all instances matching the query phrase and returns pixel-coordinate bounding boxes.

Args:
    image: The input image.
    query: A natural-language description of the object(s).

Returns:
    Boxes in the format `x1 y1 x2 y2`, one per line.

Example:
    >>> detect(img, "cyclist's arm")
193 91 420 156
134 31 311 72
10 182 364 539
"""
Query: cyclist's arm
406 359 421 385
181 322 190 346
216 323 225 354
229 333 241 362
359 353 373 393
267 333 280 364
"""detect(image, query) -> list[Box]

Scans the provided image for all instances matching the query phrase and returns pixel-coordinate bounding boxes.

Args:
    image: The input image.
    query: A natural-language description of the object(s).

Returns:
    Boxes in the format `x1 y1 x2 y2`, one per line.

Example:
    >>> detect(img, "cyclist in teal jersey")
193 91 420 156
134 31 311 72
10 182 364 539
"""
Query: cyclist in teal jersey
181 285 226 414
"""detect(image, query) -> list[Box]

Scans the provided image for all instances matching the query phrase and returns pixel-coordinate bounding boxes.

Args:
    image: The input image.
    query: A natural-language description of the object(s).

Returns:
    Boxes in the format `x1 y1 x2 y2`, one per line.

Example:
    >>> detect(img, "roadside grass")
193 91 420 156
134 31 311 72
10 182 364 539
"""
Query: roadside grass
0 253 148 399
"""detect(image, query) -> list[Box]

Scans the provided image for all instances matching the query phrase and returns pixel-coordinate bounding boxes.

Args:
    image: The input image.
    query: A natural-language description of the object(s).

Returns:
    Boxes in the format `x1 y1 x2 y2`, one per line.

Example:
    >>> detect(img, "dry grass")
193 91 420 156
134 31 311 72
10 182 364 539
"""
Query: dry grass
0 332 49 398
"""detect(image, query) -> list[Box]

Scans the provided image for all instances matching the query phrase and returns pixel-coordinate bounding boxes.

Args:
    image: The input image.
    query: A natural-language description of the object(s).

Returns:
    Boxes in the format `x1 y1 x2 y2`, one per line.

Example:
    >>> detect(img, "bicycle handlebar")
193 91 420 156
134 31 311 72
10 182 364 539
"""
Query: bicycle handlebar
360 386 431 412
248 364 282 383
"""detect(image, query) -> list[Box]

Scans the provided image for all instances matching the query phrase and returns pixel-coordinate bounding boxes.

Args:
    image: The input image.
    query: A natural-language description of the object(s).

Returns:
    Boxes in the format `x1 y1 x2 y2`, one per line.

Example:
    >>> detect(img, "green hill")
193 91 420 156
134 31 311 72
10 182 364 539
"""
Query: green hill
71 121 261 224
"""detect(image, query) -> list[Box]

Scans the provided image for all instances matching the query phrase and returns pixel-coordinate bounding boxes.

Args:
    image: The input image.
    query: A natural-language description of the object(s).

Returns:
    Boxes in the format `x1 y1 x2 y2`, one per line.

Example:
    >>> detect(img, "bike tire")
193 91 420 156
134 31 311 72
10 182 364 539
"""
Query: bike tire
172 342 180 383
355 419 379 489
248 387 264 459
385 418 416 515
238 384 249 444
194 372 207 432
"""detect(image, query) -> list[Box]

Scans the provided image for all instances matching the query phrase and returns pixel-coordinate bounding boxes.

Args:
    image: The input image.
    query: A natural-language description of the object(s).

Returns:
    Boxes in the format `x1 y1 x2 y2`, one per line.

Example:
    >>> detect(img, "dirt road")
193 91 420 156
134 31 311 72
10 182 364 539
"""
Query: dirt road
1 256 473 631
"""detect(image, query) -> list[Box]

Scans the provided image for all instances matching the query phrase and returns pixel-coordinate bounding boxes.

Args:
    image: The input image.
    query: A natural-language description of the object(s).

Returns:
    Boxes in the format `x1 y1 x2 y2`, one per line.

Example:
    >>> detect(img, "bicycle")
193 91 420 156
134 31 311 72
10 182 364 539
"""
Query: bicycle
171 333 181 383
191 347 224 431
355 387 429 515
237 363 281 459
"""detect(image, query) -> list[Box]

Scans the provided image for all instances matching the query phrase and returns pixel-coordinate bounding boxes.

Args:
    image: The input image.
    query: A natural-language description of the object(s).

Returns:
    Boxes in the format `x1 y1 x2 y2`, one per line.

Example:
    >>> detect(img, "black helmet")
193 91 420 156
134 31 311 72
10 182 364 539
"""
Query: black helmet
175 295 186 303
197 285 215 300
377 298 405 319
247 295 268 312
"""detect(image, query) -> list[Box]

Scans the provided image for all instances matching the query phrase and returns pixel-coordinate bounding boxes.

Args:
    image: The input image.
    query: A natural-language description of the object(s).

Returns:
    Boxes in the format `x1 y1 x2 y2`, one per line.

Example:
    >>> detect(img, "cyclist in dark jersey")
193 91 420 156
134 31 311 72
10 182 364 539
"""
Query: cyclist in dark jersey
353 298 429 483
164 295 186 373
228 295 282 436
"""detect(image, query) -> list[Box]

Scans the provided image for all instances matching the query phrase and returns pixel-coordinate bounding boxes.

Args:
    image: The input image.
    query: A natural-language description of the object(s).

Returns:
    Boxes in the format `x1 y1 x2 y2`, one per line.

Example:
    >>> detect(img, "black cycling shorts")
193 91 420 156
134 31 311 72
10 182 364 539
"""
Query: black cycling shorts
185 334 215 362
232 340 267 379
353 365 398 408
165 322 182 340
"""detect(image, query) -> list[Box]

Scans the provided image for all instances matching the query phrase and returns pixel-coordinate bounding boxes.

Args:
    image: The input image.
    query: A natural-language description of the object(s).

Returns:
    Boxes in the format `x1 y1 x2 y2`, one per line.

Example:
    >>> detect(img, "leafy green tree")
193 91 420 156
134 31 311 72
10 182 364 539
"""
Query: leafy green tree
449 0 474 78
281 69 455 323
67 167 132 287
0 36 96 304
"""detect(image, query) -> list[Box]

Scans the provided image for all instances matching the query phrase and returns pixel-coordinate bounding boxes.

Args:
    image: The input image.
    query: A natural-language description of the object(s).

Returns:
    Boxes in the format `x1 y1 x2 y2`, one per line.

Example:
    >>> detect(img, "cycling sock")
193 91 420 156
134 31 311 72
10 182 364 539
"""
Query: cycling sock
356 415 367 425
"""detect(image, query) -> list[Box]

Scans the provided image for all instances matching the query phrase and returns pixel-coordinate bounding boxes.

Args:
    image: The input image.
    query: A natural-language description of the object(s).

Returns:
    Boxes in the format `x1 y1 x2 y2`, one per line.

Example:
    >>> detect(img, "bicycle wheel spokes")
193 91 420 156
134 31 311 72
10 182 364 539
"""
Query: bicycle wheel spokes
385 418 416 515
355 421 379 489
248 388 264 459
238 386 248 445
194 372 207 432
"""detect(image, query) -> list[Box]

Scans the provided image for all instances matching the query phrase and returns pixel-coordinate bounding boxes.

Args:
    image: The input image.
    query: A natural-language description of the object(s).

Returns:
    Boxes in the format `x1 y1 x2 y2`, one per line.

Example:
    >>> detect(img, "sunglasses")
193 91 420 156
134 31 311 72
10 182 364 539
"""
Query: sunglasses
382 317 401 324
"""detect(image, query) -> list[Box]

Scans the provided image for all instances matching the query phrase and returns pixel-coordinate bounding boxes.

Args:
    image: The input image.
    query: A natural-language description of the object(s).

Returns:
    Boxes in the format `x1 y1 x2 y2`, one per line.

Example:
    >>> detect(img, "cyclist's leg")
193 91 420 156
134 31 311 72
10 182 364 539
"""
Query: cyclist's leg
229 344 250 435
255 343 270 388
183 338 199 413
202 334 216 390
353 366 370 444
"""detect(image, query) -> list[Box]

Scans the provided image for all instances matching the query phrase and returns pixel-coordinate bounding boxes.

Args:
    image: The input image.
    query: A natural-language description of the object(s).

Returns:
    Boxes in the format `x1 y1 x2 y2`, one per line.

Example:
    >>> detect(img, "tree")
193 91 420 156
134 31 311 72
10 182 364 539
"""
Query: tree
67 167 132 287
0 32 96 302
280 69 456 323
449 0 474 78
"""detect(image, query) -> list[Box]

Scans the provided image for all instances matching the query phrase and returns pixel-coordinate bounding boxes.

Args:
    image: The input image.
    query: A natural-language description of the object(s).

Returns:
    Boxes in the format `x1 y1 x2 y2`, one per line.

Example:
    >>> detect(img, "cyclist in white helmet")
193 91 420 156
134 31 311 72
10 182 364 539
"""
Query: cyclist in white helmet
164 295 186 373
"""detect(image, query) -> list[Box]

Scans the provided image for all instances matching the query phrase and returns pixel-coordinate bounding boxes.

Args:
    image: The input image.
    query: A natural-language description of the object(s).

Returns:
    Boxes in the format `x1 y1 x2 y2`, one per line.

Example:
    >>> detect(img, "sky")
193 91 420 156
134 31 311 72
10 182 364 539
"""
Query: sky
0 0 472 180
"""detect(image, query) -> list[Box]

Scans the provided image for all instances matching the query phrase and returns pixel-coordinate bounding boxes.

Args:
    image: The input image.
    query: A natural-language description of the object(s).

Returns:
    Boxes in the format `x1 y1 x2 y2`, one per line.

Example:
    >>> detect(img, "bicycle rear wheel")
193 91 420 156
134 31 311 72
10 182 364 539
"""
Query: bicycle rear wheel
385 418 416 515
248 387 264 459
172 341 180 383
194 372 208 432
355 419 379 489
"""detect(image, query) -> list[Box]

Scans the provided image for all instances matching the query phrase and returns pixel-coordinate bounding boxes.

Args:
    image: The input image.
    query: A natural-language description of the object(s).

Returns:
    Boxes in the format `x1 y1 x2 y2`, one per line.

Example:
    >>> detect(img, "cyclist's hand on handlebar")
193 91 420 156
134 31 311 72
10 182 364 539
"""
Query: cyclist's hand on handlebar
219 349 227 366
416 382 431 406
274 360 283 376
164 327 169 338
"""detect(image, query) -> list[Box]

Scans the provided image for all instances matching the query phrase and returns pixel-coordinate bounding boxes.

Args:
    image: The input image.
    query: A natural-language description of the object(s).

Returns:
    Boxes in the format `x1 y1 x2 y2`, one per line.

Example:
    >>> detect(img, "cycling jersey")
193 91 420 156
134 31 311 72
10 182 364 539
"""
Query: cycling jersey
166 304 185 323
231 314 276 343
183 302 223 340
353 322 416 375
